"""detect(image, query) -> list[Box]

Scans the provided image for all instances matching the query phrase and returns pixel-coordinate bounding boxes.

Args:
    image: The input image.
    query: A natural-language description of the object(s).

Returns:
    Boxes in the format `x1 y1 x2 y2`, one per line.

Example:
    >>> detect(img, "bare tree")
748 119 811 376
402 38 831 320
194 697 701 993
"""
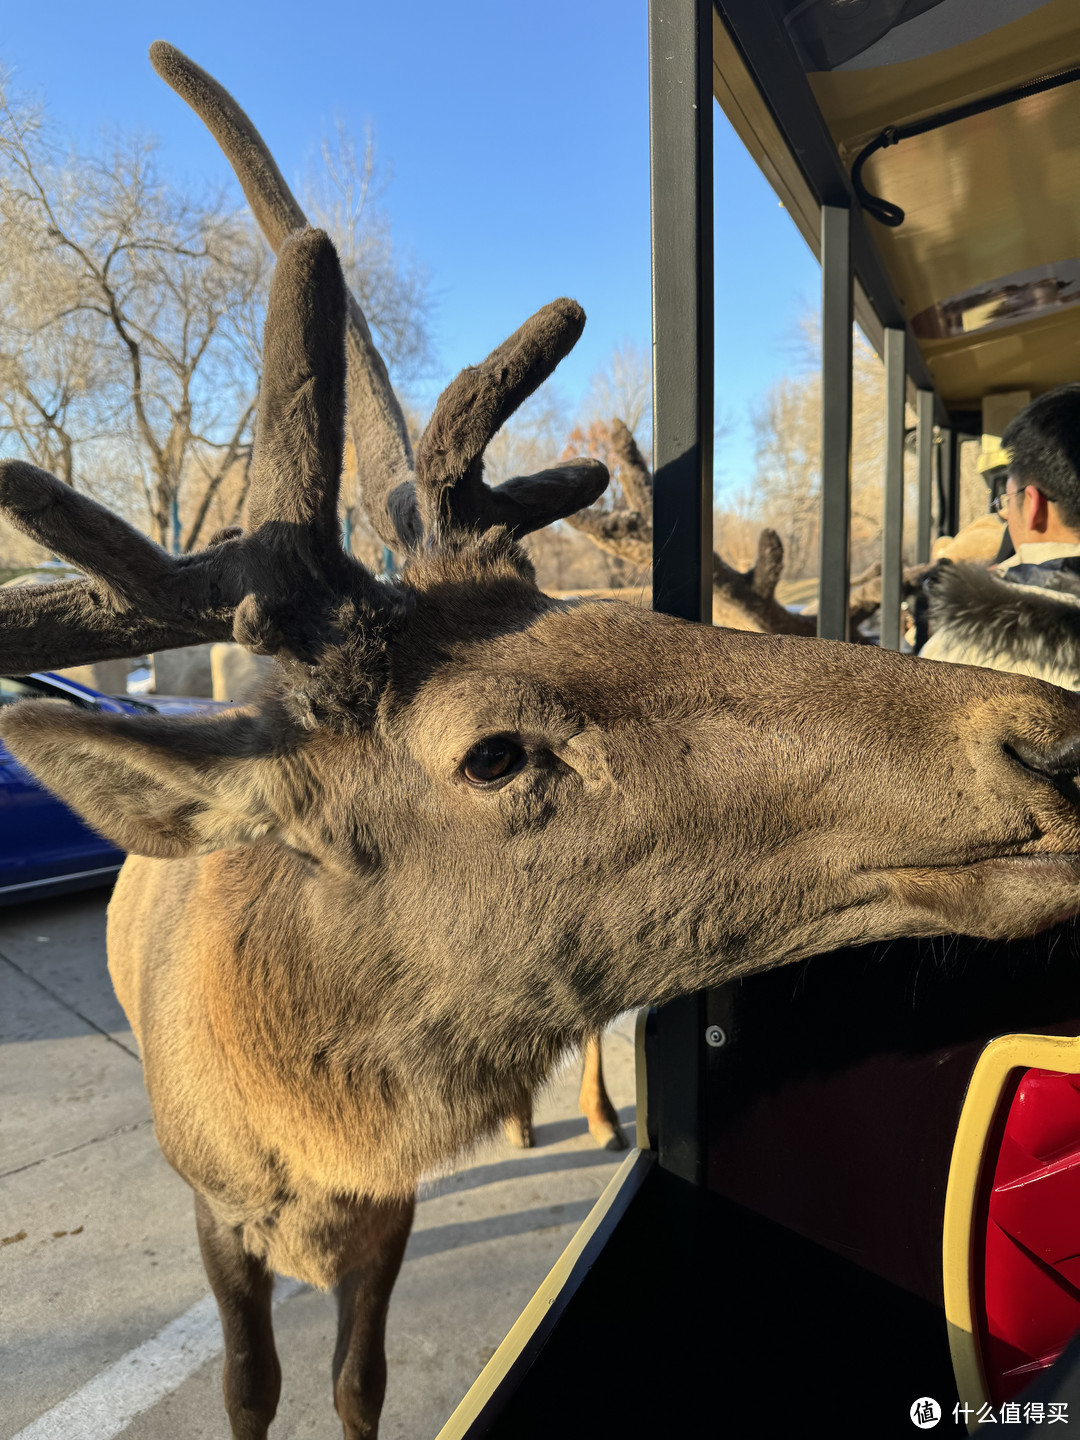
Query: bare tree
583 339 652 459
0 84 111 492
750 322 923 580
2 80 434 561
751 372 824 580
0 84 434 560
0 286 106 491
714 488 770 573
0 78 270 548
303 117 432 381
179 412 257 551
299 118 436 567
483 386 569 486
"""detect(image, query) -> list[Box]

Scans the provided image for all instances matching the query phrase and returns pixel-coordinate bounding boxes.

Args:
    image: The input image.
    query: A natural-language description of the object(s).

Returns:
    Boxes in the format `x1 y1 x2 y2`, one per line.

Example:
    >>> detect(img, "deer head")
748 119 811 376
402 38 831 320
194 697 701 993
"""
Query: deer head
2 51 1080 1178
5 221 1080 986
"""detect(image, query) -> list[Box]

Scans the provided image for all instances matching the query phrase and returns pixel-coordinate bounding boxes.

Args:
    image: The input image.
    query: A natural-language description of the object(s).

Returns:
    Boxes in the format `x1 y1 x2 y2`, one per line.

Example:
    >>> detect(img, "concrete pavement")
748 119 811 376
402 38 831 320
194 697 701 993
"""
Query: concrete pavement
0 888 636 1439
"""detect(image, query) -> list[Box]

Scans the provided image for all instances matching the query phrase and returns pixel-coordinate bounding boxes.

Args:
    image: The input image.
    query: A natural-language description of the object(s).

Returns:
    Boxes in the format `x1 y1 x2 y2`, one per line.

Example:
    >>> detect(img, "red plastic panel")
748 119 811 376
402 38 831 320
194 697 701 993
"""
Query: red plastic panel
981 1069 1080 1403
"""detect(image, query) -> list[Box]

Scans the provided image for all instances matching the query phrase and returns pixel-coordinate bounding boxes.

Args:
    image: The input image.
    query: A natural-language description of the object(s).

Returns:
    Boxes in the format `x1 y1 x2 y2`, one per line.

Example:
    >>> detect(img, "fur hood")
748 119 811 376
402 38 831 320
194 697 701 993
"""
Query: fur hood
921 558 1080 688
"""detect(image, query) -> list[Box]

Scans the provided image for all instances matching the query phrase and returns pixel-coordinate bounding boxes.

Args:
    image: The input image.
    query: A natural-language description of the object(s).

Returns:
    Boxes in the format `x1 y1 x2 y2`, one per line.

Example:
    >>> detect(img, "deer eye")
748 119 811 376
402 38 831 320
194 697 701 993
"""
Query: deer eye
462 736 526 786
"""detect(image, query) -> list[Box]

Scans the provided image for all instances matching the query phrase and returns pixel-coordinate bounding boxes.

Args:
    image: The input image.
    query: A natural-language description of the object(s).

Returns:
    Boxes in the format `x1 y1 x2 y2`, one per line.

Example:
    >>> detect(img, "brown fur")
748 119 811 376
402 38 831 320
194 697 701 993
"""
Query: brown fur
11 489 1080 1440
10 553 1080 1300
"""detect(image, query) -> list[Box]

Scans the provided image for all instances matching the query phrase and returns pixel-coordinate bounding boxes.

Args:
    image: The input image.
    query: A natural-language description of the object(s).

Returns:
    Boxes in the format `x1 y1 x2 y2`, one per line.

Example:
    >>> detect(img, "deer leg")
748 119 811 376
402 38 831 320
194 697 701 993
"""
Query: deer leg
332 1195 415 1440
194 1192 281 1440
579 1033 628 1151
503 1093 535 1149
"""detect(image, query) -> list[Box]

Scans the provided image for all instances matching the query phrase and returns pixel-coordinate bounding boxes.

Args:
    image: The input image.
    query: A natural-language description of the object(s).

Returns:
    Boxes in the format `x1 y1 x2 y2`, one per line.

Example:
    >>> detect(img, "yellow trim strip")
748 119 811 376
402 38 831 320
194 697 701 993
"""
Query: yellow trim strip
435 1147 654 1439
943 1032 1080 1430
634 1005 652 1151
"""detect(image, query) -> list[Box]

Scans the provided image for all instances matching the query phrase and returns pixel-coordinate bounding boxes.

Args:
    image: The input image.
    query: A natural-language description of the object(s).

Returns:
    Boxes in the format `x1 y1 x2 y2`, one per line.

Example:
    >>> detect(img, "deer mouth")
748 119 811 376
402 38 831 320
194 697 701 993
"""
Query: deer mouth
881 851 1080 941
964 851 1080 896
895 851 1080 887
982 853 1080 872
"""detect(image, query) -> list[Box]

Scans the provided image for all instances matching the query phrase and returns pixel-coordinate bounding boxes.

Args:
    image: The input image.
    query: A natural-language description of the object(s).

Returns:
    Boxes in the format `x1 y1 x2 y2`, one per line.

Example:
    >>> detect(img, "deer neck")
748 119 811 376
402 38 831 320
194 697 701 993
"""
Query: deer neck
113 845 607 1195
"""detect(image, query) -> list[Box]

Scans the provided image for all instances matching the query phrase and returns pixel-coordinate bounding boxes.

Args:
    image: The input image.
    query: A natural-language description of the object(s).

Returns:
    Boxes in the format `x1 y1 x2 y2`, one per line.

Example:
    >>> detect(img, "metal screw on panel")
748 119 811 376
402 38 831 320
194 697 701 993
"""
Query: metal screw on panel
705 1025 727 1049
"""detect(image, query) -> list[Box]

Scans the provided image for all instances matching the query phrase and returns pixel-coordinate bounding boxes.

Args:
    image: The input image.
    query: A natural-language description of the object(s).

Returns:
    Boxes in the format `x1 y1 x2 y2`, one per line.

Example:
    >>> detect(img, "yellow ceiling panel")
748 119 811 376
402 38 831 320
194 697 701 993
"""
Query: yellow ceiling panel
714 0 1080 406
808 0 1080 406
858 85 1080 320
921 304 1080 410
810 0 1080 157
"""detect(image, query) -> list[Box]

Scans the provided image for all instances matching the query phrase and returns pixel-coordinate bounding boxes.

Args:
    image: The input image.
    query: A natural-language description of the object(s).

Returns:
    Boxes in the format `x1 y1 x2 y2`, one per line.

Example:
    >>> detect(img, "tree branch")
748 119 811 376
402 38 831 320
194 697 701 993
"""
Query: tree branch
182 399 256 551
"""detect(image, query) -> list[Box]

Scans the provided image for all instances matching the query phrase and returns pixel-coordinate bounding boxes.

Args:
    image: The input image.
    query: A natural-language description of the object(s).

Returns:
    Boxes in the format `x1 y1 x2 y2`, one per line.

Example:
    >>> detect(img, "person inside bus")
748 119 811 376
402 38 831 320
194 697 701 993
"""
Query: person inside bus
920 384 1080 688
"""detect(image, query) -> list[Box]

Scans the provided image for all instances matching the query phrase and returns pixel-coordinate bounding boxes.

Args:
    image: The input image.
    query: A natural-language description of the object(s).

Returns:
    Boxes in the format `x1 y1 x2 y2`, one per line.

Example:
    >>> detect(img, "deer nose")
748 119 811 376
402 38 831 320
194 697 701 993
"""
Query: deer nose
1007 734 1080 784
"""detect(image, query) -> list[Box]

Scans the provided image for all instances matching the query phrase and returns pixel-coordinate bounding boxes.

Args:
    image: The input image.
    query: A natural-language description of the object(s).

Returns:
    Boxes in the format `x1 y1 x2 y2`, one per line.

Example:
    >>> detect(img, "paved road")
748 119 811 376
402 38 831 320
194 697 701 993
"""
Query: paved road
0 888 636 1439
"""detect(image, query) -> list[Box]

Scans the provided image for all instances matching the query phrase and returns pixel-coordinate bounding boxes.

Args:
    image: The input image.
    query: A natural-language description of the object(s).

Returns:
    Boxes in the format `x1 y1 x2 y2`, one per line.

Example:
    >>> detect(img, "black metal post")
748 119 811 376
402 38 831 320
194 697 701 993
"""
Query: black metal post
647 0 713 1187
879 327 905 651
933 429 961 541
818 205 852 642
938 427 959 538
916 390 934 566
650 0 714 625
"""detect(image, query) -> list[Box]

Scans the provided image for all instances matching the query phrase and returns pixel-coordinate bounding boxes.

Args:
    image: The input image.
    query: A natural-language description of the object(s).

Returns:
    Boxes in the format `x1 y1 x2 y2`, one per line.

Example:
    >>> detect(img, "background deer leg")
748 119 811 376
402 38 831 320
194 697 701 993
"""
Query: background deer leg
194 1192 281 1440
332 1195 416 1440
579 1033 628 1150
502 1094 536 1148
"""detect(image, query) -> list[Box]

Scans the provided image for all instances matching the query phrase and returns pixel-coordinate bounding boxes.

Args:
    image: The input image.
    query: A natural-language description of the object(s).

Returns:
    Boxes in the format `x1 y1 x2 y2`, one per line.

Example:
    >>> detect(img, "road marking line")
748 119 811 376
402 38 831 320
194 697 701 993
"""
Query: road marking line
11 1278 302 1440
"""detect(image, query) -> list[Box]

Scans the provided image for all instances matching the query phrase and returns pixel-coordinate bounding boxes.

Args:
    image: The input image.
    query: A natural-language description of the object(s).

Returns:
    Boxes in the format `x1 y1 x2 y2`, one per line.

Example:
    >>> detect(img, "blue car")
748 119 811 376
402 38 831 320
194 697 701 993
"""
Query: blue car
0 672 230 905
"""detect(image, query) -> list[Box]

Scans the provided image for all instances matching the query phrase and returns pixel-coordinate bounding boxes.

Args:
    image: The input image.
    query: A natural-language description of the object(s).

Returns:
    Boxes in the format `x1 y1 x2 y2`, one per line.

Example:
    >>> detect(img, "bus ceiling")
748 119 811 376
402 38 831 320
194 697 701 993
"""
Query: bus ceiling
712 0 1080 418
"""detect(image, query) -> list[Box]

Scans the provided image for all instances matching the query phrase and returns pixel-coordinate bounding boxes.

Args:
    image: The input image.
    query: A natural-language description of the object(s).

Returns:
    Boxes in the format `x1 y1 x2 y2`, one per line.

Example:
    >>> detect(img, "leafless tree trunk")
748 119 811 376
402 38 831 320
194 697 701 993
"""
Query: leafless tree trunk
182 402 256 551
1 75 433 557
0 78 268 546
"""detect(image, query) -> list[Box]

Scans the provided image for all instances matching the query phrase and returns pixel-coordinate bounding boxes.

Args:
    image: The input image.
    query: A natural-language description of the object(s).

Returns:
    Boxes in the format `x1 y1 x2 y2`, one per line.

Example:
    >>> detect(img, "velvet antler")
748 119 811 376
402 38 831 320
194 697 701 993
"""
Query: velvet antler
563 418 816 637
414 298 607 540
711 532 814 636
0 229 390 675
150 42 607 553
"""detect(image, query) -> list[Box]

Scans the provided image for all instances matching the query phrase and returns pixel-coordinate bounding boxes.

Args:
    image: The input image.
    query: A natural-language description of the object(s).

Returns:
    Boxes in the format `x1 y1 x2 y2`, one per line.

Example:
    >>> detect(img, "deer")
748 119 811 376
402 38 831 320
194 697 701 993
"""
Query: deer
5 44 1080 1440
142 43 626 1159
564 415 930 638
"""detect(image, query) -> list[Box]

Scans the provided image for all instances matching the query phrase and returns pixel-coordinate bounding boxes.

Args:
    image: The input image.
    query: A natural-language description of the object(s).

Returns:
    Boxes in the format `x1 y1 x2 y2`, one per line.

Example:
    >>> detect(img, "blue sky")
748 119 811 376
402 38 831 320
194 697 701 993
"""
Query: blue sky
0 0 822 495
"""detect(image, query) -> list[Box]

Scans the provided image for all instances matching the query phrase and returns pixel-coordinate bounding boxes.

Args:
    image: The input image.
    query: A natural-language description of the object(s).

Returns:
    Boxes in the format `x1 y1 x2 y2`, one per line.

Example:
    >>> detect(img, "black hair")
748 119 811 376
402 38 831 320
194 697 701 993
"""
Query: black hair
1002 383 1080 530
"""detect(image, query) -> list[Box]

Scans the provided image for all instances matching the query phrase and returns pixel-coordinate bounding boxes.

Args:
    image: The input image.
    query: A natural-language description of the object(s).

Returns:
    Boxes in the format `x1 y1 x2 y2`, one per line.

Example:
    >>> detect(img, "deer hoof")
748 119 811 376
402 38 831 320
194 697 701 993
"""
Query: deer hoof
590 1119 629 1151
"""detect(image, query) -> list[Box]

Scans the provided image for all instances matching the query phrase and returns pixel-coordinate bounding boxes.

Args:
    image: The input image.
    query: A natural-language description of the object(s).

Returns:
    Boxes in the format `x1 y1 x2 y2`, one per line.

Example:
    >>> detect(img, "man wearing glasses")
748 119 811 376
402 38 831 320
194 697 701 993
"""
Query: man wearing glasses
920 384 1080 687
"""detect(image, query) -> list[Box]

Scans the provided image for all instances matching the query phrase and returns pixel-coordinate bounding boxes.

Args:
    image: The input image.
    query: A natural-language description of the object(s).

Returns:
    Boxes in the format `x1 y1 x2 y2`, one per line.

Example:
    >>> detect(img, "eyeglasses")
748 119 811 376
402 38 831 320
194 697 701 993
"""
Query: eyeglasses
991 486 1055 515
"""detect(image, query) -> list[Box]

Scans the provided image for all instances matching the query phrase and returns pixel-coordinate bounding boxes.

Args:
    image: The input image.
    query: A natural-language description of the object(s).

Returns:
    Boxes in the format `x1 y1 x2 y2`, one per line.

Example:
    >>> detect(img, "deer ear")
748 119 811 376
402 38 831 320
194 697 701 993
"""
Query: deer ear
0 704 281 858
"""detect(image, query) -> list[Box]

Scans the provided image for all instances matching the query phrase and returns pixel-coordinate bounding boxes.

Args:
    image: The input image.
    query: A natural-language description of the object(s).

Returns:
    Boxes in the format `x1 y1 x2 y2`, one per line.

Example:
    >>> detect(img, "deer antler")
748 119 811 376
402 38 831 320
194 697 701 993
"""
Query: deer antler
564 418 815 637
608 419 652 514
711 532 814 636
0 229 391 678
414 299 605 540
150 43 607 553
